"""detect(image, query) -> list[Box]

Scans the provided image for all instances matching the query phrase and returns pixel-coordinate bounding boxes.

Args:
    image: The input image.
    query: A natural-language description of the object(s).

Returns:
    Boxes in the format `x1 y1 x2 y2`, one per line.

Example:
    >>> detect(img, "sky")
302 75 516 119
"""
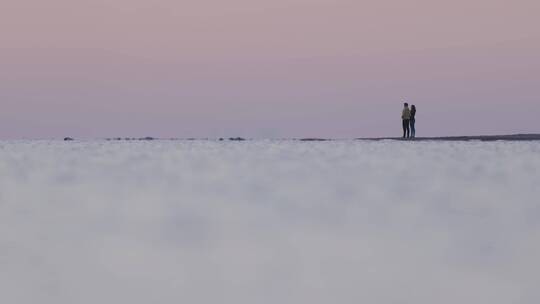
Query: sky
1 0 539 139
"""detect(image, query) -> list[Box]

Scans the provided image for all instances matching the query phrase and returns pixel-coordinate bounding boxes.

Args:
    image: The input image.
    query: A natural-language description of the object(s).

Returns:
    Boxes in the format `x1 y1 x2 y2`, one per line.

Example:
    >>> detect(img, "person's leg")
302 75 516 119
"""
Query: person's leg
403 120 409 138
410 119 415 138
406 120 410 138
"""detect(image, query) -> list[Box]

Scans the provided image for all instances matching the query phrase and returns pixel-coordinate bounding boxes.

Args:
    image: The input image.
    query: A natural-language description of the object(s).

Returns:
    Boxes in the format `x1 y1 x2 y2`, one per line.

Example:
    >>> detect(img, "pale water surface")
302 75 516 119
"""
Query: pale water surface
1 140 539 303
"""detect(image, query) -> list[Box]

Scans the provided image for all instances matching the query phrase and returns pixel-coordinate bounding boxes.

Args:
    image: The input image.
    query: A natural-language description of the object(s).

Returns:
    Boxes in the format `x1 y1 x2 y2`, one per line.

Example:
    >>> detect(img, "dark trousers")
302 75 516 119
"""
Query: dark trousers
410 118 416 138
402 119 410 138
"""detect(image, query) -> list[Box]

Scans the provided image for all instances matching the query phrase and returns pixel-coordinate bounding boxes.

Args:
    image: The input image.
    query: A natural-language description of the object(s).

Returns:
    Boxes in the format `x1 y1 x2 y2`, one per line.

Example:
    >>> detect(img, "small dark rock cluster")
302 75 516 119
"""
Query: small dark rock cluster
64 137 74 141
106 137 155 141
229 137 246 141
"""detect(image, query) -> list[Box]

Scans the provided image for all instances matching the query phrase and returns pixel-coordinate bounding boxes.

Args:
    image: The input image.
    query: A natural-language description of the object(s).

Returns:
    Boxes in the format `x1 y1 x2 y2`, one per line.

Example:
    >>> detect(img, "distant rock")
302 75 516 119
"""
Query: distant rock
219 138 224 141
229 137 246 141
299 138 330 141
139 137 155 141
63 137 74 141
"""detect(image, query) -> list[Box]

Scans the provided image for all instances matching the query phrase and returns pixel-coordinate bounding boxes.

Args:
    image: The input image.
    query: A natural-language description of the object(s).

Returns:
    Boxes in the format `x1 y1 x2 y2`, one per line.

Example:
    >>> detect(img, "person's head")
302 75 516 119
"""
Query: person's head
411 105 416 111
404 102 408 108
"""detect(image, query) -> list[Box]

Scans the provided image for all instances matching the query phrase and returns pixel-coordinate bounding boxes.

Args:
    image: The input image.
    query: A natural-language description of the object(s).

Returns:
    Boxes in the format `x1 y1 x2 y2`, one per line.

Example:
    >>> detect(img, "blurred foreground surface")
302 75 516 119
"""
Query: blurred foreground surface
1 140 540 304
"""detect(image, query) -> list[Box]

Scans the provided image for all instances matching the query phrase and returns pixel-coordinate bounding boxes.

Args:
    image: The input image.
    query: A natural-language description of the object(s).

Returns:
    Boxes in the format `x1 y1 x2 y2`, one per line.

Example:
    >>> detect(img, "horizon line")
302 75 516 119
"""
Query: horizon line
2 133 540 142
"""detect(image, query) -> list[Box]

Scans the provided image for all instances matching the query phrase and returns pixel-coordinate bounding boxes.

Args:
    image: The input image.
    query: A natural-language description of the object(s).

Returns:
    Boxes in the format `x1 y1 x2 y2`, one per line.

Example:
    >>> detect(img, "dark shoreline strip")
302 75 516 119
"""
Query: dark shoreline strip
357 134 540 142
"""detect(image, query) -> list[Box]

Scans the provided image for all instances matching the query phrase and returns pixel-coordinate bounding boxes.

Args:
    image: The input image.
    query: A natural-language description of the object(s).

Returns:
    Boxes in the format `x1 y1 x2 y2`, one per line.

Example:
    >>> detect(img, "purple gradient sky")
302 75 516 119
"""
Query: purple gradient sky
1 0 539 139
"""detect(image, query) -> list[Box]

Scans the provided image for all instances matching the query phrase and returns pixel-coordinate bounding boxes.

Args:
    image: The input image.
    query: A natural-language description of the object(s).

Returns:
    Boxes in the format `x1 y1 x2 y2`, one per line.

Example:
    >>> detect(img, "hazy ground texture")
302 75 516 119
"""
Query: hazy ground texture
1 140 540 304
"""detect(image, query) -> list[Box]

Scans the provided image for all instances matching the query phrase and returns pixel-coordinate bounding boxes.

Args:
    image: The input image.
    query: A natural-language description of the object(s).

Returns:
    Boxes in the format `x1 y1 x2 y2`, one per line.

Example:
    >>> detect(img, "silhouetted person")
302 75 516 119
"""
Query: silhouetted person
401 103 411 138
410 105 416 138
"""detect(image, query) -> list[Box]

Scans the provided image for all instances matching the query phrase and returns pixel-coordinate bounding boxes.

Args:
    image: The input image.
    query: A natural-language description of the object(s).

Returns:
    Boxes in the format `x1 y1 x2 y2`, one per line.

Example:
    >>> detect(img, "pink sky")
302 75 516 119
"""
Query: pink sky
1 0 539 138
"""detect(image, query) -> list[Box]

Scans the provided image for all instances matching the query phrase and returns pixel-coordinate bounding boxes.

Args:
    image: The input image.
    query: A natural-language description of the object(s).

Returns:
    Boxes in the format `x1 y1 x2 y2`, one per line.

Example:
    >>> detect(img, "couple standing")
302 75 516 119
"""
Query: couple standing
401 103 416 139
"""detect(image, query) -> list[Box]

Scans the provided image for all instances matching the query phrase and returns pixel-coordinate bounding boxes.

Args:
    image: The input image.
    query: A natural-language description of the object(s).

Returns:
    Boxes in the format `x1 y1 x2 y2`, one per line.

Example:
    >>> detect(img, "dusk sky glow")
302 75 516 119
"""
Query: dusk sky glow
1 0 539 138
